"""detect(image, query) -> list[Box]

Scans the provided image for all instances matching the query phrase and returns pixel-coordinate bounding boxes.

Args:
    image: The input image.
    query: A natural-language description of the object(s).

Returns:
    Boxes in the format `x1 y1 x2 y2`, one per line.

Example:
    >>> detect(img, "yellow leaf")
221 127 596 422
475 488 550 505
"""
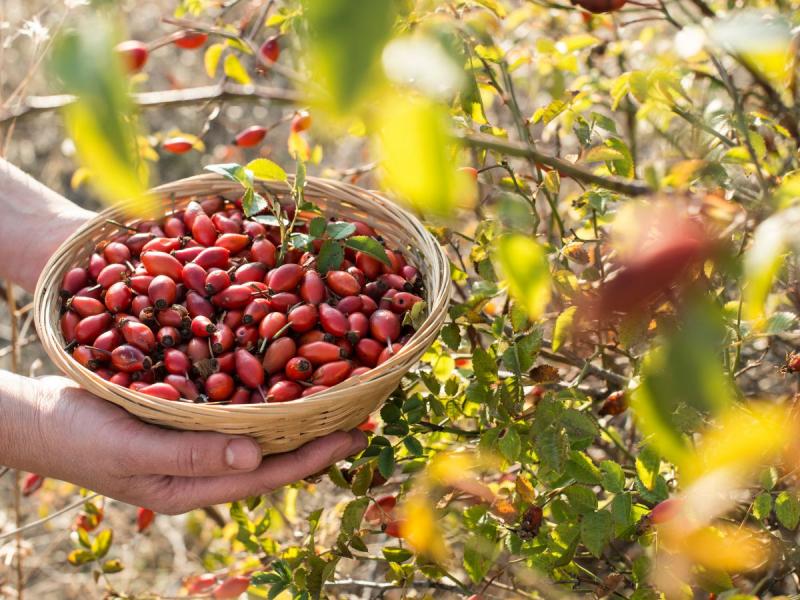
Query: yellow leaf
64 103 157 217
678 524 771 573
399 493 448 562
495 234 551 321
223 54 252 84
287 131 310 161
687 404 794 482
70 167 92 190
204 43 225 78
375 94 467 217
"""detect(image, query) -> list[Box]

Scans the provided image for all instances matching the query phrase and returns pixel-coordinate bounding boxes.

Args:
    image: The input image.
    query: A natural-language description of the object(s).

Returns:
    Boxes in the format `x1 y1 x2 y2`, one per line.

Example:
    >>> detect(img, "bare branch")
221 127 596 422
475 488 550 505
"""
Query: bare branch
460 131 654 197
0 83 302 125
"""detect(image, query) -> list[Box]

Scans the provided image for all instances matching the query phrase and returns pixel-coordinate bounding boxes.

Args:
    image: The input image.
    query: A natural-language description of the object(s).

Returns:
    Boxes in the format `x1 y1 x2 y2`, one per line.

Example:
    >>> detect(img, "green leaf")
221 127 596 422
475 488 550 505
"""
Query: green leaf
290 232 314 251
403 436 424 456
326 221 357 240
305 0 395 113
753 492 772 521
344 236 391 266
378 446 395 479
254 214 290 227
328 465 350 489
341 497 370 534
600 460 625 493
205 162 249 184
463 530 500 583
631 302 732 469
502 332 541 374
383 547 413 563
635 446 661 491
309 216 328 238
498 427 522 462
775 491 800 530
472 347 497 384
495 235 551 321
580 510 614 557
565 451 602 485
552 306 577 353
91 529 113 559
223 53 251 84
610 493 634 530
317 240 345 274
241 188 269 218
350 464 373 496
441 323 461 351
564 485 597 514
246 158 287 181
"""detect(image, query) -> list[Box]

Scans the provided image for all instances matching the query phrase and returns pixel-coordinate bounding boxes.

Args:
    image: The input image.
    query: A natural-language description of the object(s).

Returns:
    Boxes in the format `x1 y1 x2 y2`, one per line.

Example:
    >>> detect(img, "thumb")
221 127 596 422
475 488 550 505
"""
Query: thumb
125 425 263 477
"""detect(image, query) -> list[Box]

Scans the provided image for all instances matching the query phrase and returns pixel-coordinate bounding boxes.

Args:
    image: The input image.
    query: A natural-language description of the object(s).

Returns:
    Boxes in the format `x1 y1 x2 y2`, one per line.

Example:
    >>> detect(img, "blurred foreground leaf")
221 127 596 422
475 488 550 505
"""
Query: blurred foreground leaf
495 235 551 321
51 16 154 216
376 95 469 217
304 0 395 114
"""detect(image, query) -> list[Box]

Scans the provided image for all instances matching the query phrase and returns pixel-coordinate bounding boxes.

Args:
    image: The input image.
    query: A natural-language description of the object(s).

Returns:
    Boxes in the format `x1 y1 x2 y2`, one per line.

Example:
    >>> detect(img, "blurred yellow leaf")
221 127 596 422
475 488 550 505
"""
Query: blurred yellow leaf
674 523 770 573
687 404 794 482
223 54 251 84
205 43 225 78
51 17 155 217
70 167 92 190
743 207 799 321
376 95 468 217
495 234 551 321
399 493 448 562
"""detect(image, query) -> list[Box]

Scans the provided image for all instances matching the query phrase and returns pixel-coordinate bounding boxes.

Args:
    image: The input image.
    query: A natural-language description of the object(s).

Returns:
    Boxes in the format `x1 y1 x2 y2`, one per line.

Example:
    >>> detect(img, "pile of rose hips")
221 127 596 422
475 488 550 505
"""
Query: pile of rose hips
59 196 424 404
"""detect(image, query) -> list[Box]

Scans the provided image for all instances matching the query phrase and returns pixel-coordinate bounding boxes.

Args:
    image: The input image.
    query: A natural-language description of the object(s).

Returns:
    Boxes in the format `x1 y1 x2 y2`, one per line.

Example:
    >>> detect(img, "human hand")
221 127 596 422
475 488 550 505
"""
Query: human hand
1 373 367 514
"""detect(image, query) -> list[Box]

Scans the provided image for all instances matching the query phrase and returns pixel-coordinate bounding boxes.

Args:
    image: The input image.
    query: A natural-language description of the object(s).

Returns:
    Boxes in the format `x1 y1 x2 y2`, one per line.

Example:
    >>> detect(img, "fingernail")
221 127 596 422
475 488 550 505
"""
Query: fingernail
348 429 368 455
225 438 261 470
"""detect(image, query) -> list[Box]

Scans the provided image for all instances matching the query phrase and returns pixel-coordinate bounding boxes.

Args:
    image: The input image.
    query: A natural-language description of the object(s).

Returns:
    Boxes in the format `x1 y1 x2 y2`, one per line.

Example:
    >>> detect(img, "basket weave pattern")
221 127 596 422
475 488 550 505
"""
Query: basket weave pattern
34 174 451 454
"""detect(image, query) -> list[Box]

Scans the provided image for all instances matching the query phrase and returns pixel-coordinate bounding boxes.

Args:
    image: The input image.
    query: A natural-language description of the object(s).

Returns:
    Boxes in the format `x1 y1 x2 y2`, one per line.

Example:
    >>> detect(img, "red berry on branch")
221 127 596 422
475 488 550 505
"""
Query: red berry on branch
115 40 149 73
570 0 626 12
136 507 155 532
174 31 208 50
234 125 268 148
290 110 311 133
259 36 280 63
163 137 195 154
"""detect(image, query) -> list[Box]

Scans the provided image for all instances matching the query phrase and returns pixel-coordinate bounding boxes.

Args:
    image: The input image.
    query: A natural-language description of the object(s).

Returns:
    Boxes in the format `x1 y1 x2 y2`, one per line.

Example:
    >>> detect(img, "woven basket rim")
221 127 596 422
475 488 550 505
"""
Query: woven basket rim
34 173 451 413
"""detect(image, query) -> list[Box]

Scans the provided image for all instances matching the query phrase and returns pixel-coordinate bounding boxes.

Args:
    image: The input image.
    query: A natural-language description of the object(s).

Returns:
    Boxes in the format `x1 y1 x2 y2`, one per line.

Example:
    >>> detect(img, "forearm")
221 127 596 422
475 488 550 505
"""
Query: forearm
0 159 94 292
0 371 53 473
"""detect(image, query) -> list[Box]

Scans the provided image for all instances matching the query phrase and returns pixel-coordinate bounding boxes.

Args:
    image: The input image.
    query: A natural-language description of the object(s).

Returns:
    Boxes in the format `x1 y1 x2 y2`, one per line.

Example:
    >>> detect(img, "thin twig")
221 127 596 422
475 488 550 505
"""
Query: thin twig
460 132 653 197
0 493 100 542
0 83 302 125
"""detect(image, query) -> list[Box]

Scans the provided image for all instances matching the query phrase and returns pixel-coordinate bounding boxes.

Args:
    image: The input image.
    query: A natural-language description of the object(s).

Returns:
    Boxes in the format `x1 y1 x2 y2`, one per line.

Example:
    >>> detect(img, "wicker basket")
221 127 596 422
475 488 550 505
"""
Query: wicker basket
33 174 451 455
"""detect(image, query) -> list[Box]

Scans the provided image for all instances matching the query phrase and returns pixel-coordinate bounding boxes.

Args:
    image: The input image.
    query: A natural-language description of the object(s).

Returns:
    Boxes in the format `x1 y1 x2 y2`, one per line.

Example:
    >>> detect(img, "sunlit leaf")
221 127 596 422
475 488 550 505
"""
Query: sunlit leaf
376 95 468 217
552 306 576 353
51 17 154 216
305 0 395 114
744 208 800 321
399 493 448 562
204 43 225 78
495 234 551 321
223 53 251 84
246 159 288 182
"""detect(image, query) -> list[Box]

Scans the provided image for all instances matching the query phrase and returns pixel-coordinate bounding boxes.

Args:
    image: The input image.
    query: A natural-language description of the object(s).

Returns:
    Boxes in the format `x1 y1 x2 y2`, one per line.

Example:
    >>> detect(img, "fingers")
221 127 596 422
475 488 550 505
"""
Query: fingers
125 426 263 478
153 430 367 513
